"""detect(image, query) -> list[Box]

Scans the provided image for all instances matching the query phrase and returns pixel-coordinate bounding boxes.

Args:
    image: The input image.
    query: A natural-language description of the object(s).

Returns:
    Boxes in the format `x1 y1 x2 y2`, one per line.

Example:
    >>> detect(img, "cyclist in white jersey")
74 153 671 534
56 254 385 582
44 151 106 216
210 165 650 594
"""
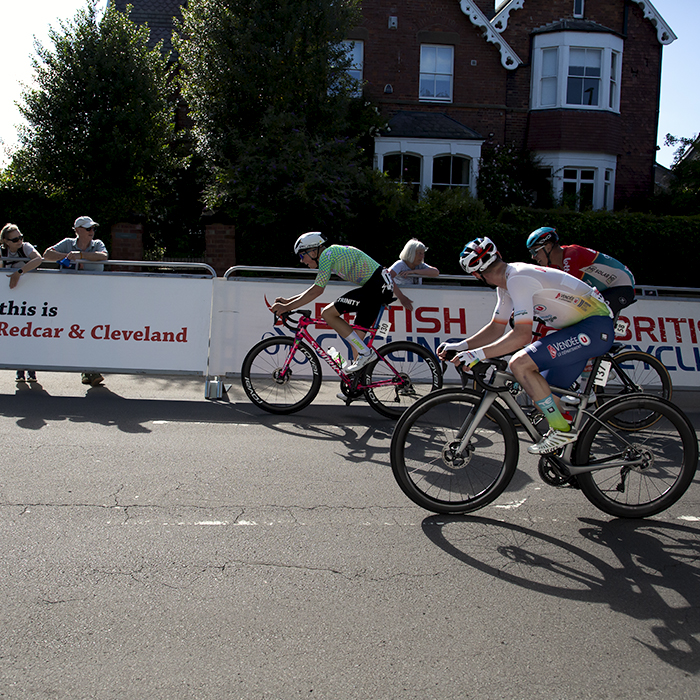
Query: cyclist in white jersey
438 237 614 455
270 232 399 373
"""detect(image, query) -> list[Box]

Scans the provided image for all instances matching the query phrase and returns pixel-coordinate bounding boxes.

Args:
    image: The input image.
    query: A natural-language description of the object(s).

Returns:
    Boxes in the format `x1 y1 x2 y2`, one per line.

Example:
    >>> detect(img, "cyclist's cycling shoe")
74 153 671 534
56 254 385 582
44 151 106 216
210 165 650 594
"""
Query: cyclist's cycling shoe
528 428 579 455
345 352 374 374
336 392 366 404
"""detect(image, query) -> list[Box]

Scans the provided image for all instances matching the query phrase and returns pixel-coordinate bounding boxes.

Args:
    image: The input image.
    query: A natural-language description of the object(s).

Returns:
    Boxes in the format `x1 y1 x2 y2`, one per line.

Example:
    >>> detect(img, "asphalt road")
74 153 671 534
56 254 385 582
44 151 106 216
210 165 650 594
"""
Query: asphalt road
1 371 699 700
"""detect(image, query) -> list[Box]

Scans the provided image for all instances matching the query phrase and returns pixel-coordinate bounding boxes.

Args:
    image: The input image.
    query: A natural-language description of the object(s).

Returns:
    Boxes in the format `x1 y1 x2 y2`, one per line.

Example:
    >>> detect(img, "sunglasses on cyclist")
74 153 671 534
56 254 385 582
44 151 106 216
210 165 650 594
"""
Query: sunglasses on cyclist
530 246 546 259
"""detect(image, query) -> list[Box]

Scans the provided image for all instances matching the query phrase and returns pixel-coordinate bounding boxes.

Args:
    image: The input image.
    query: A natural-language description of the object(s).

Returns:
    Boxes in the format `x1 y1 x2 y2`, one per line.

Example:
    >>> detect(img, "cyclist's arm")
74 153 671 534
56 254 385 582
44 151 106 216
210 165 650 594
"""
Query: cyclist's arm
392 283 413 311
270 284 324 314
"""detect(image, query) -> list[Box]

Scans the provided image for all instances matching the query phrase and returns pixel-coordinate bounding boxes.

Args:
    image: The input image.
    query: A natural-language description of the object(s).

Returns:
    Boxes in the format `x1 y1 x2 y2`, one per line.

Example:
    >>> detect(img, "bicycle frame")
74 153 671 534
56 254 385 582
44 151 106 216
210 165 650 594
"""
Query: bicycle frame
277 308 411 393
455 364 648 477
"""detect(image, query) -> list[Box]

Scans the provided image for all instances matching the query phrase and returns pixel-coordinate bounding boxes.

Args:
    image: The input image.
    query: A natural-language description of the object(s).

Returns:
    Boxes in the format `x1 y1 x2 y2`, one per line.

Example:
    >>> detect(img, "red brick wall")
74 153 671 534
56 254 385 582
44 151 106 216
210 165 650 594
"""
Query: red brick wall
110 222 143 261
357 0 664 208
205 223 236 277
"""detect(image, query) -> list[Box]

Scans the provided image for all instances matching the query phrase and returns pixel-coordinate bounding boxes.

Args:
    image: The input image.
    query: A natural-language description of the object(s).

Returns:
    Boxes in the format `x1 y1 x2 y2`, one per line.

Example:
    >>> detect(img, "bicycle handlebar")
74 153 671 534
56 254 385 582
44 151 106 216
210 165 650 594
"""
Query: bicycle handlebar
275 309 312 331
441 350 512 393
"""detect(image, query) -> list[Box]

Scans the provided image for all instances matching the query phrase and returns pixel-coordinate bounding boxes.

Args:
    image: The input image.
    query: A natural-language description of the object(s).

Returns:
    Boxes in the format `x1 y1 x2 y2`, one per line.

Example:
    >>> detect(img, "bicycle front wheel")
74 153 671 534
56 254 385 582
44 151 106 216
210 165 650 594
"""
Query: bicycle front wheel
241 336 322 414
574 395 698 518
363 341 442 418
390 389 519 513
594 350 672 430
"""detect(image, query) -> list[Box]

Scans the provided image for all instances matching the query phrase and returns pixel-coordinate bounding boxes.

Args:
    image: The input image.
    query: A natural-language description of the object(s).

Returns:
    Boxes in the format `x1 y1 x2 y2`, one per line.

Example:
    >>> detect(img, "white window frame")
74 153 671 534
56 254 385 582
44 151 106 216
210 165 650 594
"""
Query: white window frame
573 0 585 19
341 40 363 96
432 154 472 190
530 32 623 112
419 45 454 103
374 138 482 196
533 151 617 211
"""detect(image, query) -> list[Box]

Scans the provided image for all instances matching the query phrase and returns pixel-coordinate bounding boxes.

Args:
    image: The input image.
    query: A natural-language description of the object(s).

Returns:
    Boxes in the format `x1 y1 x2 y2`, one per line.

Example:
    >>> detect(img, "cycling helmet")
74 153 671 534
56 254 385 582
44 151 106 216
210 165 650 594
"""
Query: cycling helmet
459 237 499 274
294 232 326 255
526 227 559 250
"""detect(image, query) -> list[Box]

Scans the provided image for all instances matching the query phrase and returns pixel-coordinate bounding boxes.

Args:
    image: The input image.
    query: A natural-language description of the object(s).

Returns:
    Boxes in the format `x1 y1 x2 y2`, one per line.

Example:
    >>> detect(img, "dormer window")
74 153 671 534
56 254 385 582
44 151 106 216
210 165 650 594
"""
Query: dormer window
573 0 584 18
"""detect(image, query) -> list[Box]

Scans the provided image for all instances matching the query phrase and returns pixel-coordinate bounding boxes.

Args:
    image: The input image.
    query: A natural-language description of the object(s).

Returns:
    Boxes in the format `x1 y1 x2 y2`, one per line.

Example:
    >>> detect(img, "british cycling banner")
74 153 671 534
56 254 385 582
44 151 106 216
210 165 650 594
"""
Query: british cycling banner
208 279 700 388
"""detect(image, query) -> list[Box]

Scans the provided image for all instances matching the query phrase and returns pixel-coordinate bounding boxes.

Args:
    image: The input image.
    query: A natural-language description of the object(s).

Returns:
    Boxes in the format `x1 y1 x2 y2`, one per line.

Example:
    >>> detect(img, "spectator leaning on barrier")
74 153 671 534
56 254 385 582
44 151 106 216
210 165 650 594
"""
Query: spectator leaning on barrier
388 238 439 312
43 216 109 387
2 223 43 383
43 216 109 272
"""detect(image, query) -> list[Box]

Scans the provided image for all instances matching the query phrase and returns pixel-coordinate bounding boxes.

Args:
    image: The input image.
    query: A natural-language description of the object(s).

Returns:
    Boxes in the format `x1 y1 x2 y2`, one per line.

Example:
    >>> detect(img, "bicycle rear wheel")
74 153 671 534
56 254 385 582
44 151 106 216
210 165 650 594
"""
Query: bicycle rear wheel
241 336 322 414
363 341 442 418
593 350 672 430
574 395 698 518
390 389 519 513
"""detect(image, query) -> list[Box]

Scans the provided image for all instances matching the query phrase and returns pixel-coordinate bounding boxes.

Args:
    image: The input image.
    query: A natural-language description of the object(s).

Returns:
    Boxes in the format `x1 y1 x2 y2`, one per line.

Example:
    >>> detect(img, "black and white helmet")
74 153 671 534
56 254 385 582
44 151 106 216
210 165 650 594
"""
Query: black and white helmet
459 237 499 274
294 232 326 255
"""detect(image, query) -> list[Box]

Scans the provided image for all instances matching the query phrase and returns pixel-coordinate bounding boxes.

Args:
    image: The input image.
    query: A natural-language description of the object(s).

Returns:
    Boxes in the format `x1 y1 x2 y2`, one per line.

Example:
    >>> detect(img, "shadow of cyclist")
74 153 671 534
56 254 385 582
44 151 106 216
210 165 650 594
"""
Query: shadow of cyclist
421 514 700 673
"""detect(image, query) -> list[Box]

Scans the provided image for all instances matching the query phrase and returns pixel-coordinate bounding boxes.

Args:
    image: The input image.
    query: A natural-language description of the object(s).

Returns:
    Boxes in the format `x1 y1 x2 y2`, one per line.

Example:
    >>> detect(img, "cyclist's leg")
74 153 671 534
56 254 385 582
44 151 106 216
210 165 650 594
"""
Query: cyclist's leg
337 269 393 371
510 315 615 453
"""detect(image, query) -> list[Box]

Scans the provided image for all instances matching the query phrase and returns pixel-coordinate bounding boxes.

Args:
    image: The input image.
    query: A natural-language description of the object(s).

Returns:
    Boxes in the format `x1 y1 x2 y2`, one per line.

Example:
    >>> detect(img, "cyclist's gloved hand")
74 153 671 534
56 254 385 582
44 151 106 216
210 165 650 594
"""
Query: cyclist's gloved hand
456 348 486 368
437 340 469 358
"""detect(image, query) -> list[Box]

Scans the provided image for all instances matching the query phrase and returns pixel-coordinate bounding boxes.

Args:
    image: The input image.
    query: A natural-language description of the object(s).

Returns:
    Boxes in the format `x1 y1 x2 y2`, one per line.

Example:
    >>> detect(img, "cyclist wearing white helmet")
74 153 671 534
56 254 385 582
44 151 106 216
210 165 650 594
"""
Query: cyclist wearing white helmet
437 237 614 455
271 232 403 373
526 226 635 316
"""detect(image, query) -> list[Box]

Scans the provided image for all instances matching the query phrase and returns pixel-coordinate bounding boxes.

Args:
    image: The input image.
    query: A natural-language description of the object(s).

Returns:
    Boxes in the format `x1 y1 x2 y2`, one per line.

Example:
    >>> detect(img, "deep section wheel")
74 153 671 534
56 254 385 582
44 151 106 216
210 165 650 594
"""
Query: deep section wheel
574 395 698 518
390 389 518 513
593 350 672 430
241 336 322 414
363 341 442 418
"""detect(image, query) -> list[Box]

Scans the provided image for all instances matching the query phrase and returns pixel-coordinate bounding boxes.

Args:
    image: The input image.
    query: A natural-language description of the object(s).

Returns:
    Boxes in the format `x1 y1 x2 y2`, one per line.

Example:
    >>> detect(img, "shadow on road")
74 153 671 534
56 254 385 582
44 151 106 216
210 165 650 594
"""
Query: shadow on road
422 514 700 673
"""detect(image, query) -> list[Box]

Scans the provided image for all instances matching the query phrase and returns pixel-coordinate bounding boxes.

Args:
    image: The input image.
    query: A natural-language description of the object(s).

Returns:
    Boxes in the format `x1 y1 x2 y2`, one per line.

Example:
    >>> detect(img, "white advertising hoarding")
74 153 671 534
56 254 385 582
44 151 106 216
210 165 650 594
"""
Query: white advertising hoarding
208 279 700 389
4 271 700 388
0 271 213 374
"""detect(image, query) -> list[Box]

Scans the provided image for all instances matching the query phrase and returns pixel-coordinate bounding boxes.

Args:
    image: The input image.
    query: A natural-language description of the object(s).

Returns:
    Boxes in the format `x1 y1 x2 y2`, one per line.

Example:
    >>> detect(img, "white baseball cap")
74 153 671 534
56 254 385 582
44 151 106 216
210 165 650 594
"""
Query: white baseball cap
74 216 99 229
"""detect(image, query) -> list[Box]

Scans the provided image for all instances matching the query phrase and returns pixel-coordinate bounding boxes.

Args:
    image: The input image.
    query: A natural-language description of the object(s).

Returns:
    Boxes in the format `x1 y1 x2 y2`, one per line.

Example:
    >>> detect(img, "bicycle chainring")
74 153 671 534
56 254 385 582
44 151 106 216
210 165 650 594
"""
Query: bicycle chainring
538 456 578 488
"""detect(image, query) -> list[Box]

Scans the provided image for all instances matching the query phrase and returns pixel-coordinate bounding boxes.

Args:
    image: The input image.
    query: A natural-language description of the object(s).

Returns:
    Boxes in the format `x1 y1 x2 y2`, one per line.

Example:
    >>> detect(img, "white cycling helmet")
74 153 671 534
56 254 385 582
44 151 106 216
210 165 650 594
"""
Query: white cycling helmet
294 232 326 255
459 237 499 273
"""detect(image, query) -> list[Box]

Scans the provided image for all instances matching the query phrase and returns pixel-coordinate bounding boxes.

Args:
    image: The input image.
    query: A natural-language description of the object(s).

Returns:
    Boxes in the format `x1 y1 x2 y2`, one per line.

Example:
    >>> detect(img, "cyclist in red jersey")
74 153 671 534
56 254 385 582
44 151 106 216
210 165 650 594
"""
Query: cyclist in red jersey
526 227 635 317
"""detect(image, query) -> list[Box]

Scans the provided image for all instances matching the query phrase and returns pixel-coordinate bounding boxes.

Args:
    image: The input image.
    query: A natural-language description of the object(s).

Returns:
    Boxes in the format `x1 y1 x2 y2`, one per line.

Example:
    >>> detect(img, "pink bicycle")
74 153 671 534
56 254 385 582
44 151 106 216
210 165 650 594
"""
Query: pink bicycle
241 308 442 417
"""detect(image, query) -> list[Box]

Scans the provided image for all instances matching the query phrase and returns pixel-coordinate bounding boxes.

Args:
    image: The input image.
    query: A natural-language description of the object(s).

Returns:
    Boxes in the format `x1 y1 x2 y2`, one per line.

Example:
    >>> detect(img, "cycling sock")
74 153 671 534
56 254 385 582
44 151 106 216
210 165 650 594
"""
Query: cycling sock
346 331 370 356
535 394 571 432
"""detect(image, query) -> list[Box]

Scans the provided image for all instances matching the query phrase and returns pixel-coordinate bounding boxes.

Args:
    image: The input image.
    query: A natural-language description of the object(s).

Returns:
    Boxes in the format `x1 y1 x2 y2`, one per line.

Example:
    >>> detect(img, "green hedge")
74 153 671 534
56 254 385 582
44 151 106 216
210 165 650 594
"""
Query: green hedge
4 180 699 289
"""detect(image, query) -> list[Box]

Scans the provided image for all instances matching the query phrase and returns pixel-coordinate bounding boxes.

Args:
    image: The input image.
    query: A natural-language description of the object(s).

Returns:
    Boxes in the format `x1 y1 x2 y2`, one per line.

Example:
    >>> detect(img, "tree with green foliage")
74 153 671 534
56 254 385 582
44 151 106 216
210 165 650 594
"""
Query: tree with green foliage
175 0 384 264
7 1 182 229
476 143 553 215
662 133 700 215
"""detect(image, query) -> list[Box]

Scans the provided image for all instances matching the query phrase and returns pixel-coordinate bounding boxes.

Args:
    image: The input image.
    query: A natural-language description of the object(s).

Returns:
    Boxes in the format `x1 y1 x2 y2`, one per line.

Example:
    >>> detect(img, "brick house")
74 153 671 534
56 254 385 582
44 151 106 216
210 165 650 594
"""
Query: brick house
113 0 676 211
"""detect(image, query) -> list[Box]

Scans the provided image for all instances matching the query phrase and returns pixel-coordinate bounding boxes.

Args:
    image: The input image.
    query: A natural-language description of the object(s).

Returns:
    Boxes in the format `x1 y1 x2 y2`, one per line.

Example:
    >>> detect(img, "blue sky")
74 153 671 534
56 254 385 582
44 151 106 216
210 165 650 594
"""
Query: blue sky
0 0 697 168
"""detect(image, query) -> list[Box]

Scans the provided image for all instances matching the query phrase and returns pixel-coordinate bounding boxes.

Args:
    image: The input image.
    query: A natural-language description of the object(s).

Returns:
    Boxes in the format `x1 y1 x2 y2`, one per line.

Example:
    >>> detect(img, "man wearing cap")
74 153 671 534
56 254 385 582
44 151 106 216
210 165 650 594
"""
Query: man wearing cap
44 216 109 386
43 216 109 272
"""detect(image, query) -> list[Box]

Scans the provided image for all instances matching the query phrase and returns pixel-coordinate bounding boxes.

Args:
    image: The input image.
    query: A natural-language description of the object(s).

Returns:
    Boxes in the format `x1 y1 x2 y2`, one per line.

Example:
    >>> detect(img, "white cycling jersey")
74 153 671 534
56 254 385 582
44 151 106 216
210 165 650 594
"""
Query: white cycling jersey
492 262 612 329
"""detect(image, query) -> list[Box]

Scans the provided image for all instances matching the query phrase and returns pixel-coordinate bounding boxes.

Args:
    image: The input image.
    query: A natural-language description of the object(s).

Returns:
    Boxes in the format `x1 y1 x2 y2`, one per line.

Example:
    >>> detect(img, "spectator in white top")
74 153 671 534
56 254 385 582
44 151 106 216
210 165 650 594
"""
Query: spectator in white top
2 223 43 383
2 223 43 290
389 238 439 311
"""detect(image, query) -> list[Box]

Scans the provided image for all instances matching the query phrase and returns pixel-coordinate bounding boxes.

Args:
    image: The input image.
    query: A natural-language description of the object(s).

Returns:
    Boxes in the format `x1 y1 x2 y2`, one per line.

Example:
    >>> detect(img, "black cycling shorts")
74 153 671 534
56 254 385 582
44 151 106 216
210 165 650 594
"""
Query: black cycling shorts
332 266 395 329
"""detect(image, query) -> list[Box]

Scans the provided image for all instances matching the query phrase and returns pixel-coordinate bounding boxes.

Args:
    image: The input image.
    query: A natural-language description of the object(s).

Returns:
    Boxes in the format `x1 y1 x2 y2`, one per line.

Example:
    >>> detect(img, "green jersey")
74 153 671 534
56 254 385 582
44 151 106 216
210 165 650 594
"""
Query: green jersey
314 245 380 288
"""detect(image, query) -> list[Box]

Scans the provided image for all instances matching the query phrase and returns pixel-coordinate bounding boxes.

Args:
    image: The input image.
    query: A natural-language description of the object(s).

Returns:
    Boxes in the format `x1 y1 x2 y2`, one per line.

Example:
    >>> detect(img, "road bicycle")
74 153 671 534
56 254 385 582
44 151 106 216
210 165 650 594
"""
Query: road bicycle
390 356 697 518
241 308 442 418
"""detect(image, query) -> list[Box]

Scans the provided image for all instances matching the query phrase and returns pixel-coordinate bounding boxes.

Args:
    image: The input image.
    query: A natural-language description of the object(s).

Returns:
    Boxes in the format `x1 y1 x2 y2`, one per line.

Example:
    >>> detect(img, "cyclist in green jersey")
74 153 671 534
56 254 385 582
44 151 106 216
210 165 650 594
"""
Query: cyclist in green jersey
271 232 404 373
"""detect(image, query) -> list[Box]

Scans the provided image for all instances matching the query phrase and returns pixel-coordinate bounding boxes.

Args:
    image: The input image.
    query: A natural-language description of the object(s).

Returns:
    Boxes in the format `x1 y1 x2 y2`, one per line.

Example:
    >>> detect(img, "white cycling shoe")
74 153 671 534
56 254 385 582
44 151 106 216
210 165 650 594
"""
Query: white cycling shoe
344 352 374 374
528 428 579 455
